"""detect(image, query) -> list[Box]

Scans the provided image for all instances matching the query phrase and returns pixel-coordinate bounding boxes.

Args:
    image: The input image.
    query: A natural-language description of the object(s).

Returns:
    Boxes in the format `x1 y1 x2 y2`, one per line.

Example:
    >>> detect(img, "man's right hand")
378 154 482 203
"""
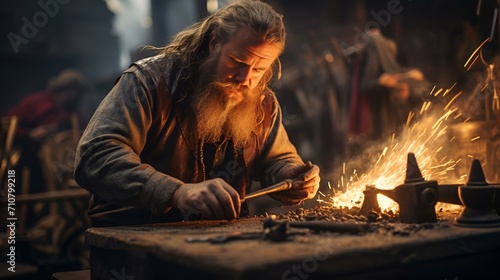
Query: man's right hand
170 178 241 220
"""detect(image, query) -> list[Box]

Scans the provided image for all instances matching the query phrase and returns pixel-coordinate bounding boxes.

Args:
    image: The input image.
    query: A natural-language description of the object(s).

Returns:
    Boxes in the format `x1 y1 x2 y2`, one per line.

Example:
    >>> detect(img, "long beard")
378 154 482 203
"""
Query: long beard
192 81 264 149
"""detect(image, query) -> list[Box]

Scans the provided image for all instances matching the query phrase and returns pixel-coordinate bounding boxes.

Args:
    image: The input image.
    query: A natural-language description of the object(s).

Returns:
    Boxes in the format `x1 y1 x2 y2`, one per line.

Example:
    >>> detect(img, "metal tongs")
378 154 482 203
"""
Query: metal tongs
241 179 295 203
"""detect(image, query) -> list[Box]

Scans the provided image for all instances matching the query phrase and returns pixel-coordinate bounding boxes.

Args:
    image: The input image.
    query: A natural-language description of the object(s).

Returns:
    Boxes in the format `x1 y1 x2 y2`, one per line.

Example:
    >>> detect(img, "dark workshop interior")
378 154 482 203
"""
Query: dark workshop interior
1 0 500 279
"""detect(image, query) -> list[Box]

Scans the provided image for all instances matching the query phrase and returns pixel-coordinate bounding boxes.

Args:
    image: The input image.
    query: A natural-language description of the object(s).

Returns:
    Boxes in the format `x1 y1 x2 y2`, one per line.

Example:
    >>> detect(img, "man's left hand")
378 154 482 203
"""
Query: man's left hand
281 161 320 200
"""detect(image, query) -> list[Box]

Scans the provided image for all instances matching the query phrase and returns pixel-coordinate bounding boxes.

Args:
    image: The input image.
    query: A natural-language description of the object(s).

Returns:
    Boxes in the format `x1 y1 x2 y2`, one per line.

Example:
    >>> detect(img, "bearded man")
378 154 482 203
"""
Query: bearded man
74 0 320 227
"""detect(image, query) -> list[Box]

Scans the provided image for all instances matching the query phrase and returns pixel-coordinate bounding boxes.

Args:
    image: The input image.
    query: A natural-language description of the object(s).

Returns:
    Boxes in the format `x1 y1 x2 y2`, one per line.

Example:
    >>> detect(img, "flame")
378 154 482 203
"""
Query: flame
321 83 475 213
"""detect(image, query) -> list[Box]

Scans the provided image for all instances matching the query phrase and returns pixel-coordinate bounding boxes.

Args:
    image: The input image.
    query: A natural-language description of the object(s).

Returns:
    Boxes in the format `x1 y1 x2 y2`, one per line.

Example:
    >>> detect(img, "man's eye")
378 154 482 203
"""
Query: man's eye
231 57 245 65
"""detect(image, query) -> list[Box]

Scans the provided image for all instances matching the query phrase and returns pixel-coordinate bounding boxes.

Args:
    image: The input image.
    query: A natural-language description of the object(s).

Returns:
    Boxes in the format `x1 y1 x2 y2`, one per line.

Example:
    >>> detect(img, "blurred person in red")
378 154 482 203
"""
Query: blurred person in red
3 68 87 193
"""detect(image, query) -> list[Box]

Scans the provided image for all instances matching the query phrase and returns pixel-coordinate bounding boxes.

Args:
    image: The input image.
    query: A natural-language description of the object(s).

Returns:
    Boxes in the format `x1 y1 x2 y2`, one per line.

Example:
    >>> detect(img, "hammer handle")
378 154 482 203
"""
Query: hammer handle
241 179 294 202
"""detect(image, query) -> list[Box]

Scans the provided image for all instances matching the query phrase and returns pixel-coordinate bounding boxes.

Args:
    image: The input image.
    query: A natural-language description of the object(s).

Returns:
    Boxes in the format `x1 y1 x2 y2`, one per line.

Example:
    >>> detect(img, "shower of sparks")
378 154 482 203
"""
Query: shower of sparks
317 38 497 214
320 84 476 212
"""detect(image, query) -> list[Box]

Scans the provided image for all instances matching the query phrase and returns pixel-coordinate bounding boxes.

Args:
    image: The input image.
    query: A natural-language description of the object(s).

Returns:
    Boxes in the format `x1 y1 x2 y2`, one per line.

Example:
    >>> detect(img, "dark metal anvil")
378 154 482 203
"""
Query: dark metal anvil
358 153 439 223
429 160 500 219
358 153 500 224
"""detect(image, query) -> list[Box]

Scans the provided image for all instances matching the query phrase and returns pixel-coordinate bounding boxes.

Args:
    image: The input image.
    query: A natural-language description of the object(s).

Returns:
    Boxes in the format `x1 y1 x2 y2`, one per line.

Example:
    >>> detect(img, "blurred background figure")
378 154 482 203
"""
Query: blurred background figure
1 68 89 275
2 68 87 194
348 27 428 142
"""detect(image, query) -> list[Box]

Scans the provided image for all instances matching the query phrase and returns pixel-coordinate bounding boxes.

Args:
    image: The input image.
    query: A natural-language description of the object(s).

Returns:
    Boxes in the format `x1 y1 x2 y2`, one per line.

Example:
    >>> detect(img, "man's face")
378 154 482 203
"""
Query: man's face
212 27 281 103
193 27 282 148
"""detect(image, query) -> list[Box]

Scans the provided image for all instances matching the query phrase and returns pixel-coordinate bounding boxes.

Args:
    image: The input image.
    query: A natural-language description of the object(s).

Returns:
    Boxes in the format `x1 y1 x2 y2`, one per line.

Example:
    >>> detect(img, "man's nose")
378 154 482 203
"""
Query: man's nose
234 66 252 87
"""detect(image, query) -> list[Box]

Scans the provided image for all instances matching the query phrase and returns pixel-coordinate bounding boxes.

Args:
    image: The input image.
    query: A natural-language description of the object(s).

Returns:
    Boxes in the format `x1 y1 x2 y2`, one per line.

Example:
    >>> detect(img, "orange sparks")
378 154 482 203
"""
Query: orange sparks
444 92 462 111
327 69 479 213
443 83 457 97
429 85 436 96
481 83 489 92
464 37 489 68
434 88 443 97
466 55 480 71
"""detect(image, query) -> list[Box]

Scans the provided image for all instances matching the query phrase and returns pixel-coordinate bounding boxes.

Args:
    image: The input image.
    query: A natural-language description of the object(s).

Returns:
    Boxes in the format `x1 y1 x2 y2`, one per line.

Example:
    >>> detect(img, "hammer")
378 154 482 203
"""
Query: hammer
240 179 295 203
241 161 314 202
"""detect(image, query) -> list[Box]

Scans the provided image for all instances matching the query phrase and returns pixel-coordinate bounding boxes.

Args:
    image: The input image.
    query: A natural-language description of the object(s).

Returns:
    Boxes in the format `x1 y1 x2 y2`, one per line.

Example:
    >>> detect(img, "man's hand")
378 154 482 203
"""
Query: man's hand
280 161 321 200
405 69 424 81
379 69 424 89
171 178 241 220
378 73 400 88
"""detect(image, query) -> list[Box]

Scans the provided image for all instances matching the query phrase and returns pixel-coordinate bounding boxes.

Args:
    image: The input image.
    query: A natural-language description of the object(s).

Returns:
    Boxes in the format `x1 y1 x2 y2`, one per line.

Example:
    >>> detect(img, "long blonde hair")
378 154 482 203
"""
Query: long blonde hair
156 0 286 91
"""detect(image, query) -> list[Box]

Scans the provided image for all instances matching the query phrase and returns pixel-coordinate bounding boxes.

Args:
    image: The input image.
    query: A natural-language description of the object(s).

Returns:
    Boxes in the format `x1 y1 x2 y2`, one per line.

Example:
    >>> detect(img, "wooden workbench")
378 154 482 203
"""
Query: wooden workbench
85 214 500 280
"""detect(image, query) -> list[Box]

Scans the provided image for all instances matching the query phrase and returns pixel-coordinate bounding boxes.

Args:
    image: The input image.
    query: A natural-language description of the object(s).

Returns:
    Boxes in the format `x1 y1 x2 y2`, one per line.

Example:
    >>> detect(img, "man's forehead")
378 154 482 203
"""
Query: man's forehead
226 27 281 61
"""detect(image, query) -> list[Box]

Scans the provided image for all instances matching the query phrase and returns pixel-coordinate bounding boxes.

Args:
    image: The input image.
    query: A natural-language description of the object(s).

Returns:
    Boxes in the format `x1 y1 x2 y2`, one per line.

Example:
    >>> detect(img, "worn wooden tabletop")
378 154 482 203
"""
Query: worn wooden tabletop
85 213 500 280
